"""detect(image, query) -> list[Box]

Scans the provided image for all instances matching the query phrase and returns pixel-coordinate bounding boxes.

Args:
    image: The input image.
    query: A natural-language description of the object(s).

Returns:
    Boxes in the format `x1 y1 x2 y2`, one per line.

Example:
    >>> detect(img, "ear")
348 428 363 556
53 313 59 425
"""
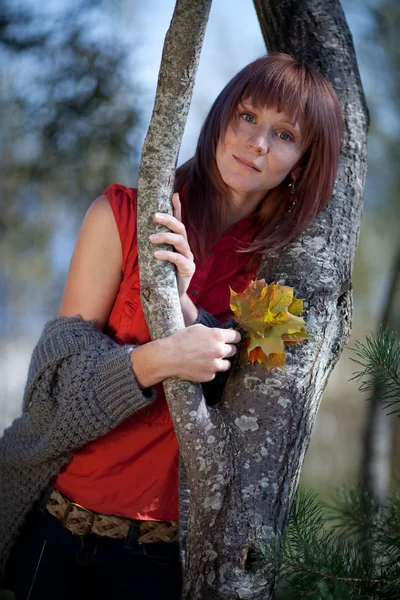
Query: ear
290 166 302 181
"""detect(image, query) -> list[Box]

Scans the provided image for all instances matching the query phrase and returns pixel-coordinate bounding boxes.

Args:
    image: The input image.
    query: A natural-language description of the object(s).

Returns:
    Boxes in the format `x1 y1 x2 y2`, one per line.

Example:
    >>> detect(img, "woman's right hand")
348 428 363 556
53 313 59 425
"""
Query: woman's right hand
130 325 241 388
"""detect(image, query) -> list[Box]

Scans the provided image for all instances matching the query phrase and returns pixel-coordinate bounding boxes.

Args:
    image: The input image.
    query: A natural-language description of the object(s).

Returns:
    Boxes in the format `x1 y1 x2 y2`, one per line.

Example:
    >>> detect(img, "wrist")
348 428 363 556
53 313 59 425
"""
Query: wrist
130 338 176 387
180 292 199 326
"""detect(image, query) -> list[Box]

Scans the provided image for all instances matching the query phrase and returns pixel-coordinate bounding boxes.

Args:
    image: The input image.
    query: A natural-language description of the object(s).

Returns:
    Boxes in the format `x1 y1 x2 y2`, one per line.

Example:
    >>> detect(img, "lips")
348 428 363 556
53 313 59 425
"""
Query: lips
233 155 261 172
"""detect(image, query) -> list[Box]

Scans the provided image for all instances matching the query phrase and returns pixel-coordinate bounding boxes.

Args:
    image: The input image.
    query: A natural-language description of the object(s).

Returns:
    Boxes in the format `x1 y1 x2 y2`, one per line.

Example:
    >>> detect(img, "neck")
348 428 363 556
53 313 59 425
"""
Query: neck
224 191 265 231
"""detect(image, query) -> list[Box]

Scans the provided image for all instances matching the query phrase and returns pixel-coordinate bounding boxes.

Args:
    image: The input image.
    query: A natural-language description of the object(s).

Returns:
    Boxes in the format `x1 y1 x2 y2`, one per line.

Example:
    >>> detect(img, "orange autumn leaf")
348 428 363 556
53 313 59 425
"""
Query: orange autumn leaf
230 280 310 371
249 346 266 365
249 347 286 371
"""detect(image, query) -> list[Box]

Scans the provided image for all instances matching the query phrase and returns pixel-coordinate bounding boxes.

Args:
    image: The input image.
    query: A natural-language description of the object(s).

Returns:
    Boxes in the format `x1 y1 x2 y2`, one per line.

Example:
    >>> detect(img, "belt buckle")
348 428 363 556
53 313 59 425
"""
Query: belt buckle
62 501 95 537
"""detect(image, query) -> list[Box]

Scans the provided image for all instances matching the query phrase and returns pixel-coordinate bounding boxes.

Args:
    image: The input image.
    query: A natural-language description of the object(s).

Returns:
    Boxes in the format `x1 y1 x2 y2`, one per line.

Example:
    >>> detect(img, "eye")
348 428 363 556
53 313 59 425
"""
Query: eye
240 112 256 124
277 131 294 142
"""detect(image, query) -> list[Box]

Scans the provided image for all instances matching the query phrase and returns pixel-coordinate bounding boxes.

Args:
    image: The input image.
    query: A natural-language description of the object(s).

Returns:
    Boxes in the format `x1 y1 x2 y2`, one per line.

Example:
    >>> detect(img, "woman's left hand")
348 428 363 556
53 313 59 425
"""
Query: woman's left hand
150 193 195 299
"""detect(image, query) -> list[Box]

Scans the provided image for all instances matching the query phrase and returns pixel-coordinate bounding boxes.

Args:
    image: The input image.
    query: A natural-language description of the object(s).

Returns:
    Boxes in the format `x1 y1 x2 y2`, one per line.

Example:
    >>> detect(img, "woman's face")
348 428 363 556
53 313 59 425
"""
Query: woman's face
216 99 303 207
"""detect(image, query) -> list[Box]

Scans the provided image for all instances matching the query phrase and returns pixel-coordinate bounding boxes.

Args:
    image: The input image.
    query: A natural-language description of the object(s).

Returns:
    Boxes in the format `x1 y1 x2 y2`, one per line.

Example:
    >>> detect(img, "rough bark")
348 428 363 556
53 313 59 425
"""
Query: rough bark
137 1 211 355
137 0 368 599
361 246 400 504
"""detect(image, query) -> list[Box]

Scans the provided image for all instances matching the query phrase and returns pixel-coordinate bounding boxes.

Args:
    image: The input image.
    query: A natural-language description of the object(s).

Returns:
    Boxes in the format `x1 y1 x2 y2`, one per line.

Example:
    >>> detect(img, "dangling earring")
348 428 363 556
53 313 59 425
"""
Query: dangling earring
288 179 297 213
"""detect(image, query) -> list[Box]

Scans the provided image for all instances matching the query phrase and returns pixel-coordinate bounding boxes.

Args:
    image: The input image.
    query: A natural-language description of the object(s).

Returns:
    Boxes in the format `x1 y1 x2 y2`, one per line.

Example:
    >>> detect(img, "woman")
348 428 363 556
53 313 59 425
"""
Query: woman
1 53 343 599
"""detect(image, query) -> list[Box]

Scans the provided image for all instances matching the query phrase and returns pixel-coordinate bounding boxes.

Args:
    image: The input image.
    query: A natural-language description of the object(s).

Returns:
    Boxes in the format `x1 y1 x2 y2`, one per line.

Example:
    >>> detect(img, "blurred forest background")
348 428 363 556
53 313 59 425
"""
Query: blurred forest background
0 0 399 501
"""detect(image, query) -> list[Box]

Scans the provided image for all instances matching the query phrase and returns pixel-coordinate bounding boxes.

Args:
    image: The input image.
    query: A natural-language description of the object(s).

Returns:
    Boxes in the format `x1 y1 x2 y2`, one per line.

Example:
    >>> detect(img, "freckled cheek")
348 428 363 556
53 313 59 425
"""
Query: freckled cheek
271 150 300 174
215 152 235 187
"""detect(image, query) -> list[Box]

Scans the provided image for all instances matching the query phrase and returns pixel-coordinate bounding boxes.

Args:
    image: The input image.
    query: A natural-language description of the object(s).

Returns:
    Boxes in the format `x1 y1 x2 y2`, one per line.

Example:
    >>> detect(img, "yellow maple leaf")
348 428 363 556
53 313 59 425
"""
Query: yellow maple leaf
230 280 310 371
288 297 304 316
230 280 269 336
266 352 286 371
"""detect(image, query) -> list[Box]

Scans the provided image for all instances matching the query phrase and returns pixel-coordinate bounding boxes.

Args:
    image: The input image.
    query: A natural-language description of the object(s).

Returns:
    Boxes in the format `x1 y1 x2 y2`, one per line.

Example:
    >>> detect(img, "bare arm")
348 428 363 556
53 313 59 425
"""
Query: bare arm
59 196 122 329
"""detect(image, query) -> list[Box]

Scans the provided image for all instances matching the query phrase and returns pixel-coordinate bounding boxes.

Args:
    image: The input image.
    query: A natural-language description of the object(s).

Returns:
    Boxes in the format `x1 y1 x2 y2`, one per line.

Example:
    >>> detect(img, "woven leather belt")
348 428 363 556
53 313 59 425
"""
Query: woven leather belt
46 489 179 543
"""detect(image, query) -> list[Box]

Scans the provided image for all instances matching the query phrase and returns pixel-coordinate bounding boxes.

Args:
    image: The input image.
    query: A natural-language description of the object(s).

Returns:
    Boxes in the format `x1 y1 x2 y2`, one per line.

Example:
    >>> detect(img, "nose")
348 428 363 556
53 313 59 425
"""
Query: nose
246 131 269 155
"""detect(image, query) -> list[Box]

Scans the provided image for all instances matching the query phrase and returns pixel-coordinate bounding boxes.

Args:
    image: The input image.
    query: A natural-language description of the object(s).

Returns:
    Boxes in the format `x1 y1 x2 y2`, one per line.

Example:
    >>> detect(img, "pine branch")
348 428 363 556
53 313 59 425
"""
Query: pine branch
325 487 400 580
327 488 400 541
251 487 400 599
284 560 392 585
350 326 400 415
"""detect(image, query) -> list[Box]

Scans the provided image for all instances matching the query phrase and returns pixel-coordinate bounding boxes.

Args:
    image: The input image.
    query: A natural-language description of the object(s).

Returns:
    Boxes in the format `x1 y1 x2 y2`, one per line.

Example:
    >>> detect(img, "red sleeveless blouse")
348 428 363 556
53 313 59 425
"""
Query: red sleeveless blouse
53 184 261 521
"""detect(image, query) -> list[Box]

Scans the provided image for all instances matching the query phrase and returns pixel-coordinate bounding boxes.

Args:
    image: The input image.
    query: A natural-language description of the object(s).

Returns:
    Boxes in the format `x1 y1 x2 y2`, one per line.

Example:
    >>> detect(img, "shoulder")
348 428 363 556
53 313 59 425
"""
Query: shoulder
101 185 138 264
58 194 124 327
102 184 137 219
79 194 120 248
85 194 114 220
87 184 137 221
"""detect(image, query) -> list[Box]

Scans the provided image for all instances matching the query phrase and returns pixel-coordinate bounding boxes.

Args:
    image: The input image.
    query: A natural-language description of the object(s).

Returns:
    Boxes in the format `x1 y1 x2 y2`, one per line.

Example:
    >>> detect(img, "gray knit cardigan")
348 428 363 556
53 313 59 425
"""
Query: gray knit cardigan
0 310 224 585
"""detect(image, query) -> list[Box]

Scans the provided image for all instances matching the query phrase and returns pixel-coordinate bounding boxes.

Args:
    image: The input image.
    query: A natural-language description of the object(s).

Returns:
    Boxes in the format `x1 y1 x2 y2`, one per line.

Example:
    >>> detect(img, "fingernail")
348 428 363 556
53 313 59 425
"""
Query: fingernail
154 213 164 221
149 234 159 241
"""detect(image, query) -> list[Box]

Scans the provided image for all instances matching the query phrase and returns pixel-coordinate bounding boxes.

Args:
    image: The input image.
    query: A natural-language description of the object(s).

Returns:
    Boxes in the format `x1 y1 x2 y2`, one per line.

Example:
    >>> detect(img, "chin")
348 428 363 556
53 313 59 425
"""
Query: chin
222 174 252 192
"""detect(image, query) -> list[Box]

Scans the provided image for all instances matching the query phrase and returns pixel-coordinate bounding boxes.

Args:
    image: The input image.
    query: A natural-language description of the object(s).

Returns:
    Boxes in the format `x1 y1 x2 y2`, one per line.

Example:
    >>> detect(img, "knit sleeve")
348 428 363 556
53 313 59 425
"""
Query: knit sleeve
195 307 236 330
0 317 156 582
1 317 155 466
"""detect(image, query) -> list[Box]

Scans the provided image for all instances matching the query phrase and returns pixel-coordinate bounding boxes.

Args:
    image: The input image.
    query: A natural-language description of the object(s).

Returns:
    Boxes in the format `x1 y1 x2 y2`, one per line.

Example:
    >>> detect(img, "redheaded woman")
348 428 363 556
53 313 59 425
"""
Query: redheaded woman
1 53 343 600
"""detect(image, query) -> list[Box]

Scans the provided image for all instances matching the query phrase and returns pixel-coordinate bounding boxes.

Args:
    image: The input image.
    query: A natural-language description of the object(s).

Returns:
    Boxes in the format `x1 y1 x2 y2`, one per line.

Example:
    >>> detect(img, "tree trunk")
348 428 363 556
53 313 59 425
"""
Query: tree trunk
136 0 368 598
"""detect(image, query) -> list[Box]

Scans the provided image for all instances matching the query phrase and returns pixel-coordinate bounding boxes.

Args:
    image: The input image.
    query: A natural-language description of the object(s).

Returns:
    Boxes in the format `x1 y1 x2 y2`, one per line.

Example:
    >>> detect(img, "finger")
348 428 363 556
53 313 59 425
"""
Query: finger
215 359 232 373
216 328 242 344
153 251 195 276
224 344 237 358
172 193 182 223
150 232 193 260
153 213 187 239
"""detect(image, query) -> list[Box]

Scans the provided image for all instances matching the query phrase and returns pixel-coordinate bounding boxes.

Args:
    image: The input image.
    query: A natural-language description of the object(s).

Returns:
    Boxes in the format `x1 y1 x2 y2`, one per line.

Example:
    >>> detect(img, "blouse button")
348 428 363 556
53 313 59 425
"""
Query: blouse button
191 289 198 296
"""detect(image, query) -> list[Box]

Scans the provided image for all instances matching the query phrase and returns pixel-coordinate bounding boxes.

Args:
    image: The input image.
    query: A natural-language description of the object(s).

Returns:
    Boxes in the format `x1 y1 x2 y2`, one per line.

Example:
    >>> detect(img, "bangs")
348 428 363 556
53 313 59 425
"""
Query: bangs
246 73 307 137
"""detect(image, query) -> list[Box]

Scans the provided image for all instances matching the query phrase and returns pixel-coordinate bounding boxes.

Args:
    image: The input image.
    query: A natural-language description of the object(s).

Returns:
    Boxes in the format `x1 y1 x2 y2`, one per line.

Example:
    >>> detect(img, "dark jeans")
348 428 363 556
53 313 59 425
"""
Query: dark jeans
8 495 182 600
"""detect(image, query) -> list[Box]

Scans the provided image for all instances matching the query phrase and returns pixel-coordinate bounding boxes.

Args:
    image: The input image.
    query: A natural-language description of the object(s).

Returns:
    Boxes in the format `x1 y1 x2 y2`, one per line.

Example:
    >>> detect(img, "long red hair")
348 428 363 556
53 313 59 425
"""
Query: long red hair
175 53 343 264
